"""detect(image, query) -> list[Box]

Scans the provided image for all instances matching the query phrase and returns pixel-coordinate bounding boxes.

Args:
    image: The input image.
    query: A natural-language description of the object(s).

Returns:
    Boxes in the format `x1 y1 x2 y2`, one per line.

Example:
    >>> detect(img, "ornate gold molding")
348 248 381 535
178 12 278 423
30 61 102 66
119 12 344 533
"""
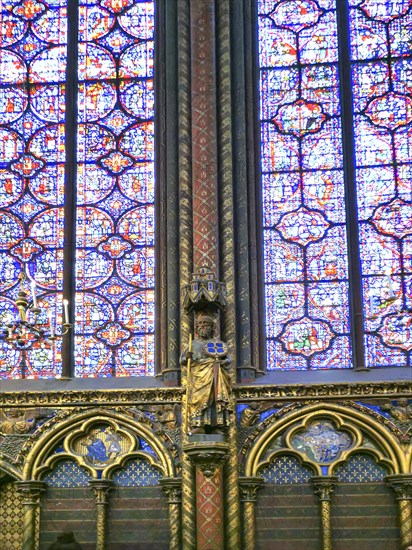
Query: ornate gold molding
236 381 412 401
0 388 184 407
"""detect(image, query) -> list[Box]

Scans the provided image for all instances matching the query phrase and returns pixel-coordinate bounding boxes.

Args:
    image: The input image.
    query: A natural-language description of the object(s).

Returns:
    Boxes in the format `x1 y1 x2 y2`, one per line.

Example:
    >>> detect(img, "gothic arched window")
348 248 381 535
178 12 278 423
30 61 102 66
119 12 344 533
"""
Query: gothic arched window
0 0 155 378
258 0 412 370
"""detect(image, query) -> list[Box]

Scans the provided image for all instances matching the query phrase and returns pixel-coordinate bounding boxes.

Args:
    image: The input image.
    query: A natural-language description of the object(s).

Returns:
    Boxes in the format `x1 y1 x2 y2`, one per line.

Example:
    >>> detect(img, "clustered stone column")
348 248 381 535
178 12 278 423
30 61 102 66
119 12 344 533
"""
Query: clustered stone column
89 479 113 550
16 481 45 550
311 476 337 550
239 477 263 550
387 474 412 549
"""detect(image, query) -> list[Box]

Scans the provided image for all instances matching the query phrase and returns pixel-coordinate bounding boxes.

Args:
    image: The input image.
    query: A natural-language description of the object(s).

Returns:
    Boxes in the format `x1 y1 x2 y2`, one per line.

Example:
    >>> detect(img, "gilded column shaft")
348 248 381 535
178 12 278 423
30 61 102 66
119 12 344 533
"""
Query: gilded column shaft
160 478 182 550
177 0 193 356
311 476 336 550
16 481 45 550
90 480 112 550
387 475 412 549
181 456 197 550
239 477 263 550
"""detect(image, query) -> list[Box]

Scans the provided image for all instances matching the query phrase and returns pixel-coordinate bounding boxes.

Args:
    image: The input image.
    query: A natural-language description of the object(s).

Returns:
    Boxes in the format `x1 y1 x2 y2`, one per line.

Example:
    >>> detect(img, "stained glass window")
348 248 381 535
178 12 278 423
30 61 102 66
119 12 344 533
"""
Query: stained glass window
0 0 155 378
258 0 412 370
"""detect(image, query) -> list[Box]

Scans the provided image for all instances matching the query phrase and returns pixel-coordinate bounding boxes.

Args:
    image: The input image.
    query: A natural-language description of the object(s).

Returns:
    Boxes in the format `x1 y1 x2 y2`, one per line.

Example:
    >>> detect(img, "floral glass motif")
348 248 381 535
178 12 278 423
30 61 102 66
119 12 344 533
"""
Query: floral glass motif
0 0 67 378
349 0 412 367
75 0 155 377
290 420 353 463
0 0 155 378
258 0 351 370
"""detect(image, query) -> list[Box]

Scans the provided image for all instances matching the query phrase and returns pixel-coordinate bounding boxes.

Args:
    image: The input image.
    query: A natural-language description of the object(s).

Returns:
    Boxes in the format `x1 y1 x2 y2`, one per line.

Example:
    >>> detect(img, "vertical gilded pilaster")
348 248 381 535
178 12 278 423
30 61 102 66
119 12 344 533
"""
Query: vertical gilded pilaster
178 0 193 356
239 477 263 550
16 481 45 550
387 474 412 549
89 479 113 550
311 476 337 550
190 0 219 273
160 477 182 550
184 439 229 550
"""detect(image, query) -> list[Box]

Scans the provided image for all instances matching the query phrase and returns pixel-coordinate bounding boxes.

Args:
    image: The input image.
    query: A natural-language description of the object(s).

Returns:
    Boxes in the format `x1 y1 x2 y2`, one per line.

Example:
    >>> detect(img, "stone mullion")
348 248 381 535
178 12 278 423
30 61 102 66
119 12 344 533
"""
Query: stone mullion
311 476 337 550
156 0 180 382
160 478 182 550
239 477 263 550
16 481 45 550
190 0 219 273
387 474 412 548
89 480 113 550
178 0 193 366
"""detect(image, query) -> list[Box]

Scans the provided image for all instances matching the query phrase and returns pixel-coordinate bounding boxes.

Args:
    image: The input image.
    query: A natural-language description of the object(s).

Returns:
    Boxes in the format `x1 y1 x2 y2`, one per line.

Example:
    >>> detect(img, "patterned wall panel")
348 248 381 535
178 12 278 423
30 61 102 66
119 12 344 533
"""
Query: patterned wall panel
0 481 23 549
40 459 95 550
108 457 169 549
256 455 320 550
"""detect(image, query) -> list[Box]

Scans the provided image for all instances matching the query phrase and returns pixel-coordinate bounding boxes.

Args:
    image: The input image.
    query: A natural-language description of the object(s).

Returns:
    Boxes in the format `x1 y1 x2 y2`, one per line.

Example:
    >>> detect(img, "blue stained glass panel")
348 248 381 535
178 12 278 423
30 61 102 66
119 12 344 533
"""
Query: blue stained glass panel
350 1 412 366
258 0 351 370
0 0 67 378
75 0 155 376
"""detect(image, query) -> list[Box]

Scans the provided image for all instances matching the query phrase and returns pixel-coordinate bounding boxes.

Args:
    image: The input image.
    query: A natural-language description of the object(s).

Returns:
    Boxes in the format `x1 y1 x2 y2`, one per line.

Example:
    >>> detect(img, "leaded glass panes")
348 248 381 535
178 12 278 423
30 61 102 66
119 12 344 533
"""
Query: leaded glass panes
74 0 155 377
259 0 412 370
349 0 412 367
258 0 352 370
0 0 67 378
0 0 155 378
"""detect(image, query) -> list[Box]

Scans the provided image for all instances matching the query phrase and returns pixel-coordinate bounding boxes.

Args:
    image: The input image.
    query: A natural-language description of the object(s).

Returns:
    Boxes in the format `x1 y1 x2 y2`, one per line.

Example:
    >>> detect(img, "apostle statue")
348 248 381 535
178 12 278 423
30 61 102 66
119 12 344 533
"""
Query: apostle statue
181 314 232 434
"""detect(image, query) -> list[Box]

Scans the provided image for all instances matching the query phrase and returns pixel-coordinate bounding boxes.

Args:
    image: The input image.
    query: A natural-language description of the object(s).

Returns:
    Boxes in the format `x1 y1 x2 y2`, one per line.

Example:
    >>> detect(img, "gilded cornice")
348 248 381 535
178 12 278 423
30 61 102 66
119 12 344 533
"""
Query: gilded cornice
235 381 412 401
0 387 185 407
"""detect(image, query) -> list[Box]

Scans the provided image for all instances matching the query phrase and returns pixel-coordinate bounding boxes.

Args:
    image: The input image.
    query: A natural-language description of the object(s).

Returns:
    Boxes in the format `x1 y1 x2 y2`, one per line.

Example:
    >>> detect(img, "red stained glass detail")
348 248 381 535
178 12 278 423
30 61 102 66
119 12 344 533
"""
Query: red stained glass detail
277 207 330 246
10 153 45 177
365 92 412 130
98 150 135 174
359 0 412 23
13 0 46 20
280 317 334 356
99 0 134 15
9 237 43 262
372 198 412 238
271 0 323 32
97 235 133 259
273 100 327 137
379 313 412 350
96 321 131 346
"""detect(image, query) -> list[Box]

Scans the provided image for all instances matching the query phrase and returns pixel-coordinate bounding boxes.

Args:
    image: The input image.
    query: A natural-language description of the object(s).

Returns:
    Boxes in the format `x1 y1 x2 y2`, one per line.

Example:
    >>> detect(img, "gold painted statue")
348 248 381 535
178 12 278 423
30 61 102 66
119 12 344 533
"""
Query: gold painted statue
181 314 232 434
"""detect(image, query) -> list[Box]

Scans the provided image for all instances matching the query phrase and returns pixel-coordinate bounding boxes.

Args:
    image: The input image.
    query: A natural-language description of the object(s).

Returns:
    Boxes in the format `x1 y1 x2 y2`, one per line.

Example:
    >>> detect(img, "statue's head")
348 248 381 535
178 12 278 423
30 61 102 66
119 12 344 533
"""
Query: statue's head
195 314 215 339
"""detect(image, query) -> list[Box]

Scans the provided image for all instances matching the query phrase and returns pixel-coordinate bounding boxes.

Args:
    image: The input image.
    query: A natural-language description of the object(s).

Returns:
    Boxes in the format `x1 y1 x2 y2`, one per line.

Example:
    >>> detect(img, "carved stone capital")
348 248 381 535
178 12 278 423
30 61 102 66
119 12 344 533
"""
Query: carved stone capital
89 479 113 505
16 481 45 504
160 478 182 503
386 475 412 500
238 477 263 502
184 440 229 477
311 476 337 502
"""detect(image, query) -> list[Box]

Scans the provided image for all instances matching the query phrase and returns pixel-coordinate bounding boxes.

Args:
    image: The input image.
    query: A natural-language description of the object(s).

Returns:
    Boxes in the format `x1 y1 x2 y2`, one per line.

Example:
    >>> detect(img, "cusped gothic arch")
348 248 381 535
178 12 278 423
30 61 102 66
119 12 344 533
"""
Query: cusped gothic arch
22 407 178 480
243 402 405 477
